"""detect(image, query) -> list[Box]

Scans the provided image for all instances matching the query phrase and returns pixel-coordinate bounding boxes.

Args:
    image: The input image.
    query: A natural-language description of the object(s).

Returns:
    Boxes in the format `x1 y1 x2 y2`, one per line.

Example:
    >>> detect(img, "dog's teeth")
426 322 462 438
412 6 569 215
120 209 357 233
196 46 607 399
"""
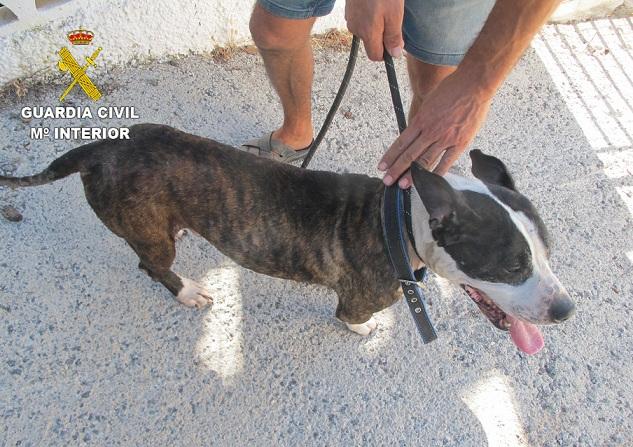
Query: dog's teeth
465 286 483 302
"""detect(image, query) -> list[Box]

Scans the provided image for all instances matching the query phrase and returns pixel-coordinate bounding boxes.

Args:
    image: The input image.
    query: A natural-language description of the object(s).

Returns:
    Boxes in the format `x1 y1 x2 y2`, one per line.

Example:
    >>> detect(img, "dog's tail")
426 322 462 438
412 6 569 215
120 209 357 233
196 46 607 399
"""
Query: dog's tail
0 141 102 189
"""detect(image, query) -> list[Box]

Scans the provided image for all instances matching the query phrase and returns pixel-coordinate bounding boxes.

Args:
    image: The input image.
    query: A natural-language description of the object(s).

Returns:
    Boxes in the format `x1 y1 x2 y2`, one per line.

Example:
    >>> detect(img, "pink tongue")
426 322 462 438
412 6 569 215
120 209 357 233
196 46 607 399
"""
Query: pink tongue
507 315 544 355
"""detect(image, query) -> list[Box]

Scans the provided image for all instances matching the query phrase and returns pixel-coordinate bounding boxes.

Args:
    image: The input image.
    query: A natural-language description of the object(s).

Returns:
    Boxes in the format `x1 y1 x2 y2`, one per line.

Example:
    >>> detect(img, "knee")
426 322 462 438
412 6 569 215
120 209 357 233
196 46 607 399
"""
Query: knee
408 57 456 99
249 22 278 51
249 6 310 51
408 67 452 116
410 74 444 101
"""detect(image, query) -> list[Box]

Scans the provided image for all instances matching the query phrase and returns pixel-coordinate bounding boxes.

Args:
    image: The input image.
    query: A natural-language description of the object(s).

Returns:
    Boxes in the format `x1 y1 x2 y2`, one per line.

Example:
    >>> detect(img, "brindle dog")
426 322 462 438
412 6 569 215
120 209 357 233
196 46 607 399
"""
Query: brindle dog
2 124 400 330
1 123 575 351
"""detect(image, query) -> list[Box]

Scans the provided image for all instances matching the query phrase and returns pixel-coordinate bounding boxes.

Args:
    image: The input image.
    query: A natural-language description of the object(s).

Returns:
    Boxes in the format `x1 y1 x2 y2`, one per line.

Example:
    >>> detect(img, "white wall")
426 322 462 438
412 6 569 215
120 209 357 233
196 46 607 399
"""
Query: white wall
0 0 625 87
0 0 348 86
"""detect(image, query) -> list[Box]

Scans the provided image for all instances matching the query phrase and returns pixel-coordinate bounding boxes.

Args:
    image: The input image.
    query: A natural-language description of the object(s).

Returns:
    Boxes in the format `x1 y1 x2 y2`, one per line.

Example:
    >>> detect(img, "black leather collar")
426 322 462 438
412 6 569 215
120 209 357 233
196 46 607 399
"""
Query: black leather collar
403 187 426 278
382 184 438 344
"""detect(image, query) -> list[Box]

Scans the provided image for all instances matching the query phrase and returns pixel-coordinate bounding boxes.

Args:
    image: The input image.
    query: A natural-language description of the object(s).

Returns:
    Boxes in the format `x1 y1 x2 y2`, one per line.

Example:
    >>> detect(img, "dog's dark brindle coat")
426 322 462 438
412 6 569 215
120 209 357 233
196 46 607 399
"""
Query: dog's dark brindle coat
2 123 579 353
7 124 401 324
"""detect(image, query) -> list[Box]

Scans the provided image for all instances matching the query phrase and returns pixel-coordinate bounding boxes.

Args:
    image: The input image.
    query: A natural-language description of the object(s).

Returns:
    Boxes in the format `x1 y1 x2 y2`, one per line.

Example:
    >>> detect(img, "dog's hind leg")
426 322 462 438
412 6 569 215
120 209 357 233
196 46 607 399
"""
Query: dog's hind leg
79 171 212 309
130 238 213 309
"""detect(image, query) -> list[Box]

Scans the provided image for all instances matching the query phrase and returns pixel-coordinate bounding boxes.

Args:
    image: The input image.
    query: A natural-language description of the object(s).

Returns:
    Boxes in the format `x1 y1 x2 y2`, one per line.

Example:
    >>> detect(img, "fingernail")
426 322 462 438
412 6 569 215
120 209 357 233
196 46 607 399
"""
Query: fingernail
378 162 387 171
390 47 403 58
398 178 409 188
383 175 393 185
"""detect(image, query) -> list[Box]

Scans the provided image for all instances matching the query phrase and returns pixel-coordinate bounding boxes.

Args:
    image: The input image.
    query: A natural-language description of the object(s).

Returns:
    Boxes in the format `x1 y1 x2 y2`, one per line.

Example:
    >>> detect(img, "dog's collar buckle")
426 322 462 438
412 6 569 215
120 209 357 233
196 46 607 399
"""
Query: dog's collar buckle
382 185 438 344
398 277 437 343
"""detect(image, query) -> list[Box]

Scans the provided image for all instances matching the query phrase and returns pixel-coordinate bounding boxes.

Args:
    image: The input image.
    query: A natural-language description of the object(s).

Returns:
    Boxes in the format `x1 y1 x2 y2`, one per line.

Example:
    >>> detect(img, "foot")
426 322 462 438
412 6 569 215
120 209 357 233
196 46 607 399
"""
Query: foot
240 132 313 164
271 128 313 151
176 277 213 308
345 316 378 336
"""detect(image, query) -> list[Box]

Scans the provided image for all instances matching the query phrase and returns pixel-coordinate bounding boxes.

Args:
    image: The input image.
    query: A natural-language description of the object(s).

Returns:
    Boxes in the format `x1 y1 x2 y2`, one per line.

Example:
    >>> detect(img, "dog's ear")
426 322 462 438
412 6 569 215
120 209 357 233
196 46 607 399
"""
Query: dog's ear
470 149 516 191
410 163 462 247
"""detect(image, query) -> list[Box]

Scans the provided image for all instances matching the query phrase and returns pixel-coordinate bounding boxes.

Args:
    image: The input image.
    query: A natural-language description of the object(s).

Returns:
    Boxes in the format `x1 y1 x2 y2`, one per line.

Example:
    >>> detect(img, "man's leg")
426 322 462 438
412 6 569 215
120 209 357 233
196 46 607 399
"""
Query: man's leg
402 0 496 129
406 56 455 121
249 3 315 150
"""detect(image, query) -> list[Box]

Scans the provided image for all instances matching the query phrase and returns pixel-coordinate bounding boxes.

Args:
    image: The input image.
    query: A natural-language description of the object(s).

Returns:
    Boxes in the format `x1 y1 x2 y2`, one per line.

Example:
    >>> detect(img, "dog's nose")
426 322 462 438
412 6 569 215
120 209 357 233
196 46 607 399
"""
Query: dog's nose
549 298 576 323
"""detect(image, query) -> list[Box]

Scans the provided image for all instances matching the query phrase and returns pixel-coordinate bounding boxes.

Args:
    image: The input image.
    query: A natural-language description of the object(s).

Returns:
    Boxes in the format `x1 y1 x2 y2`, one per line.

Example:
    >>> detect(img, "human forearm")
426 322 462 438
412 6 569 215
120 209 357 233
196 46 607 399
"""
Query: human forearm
454 0 560 100
378 0 561 183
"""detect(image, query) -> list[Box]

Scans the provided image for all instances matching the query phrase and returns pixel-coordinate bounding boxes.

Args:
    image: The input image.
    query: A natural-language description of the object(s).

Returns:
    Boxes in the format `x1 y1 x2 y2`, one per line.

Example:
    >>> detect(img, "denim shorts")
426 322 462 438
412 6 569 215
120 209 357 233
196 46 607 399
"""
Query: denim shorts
257 0 496 66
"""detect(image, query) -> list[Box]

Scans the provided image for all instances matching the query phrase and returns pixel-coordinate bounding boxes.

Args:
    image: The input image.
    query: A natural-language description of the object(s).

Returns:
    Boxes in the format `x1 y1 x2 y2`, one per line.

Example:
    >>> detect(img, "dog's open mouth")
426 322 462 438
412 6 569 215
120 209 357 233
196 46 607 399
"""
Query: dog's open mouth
461 285 544 355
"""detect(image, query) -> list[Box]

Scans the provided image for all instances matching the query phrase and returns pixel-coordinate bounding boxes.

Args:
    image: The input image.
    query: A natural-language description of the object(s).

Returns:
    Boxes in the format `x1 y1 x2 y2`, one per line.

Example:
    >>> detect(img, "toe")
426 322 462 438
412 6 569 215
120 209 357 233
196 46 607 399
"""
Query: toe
196 293 213 307
177 297 198 308
176 279 213 308
345 321 372 336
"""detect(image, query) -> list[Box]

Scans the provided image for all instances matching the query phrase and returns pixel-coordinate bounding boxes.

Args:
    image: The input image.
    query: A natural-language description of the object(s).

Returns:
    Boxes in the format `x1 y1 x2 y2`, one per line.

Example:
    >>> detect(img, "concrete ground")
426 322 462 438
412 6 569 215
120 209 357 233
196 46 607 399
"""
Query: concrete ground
1 18 632 447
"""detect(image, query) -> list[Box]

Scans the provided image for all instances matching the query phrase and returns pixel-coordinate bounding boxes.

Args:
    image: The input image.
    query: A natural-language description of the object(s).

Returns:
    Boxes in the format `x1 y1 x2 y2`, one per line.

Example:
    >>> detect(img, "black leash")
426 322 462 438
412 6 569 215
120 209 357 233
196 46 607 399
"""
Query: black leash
382 50 438 344
382 51 407 134
301 36 360 168
302 36 437 343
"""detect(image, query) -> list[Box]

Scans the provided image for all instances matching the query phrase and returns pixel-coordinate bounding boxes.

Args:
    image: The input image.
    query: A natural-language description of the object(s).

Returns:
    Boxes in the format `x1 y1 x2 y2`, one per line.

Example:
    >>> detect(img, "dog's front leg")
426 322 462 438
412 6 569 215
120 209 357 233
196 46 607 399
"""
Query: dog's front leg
335 290 378 336
335 285 402 336
344 317 378 336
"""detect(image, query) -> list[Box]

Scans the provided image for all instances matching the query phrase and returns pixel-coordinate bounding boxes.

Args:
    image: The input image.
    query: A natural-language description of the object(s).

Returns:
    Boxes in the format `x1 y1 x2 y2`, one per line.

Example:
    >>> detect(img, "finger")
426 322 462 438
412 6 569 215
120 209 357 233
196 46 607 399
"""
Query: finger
416 141 445 170
378 125 422 171
384 138 437 185
383 145 424 185
398 171 412 189
383 7 404 57
433 146 463 176
364 33 385 61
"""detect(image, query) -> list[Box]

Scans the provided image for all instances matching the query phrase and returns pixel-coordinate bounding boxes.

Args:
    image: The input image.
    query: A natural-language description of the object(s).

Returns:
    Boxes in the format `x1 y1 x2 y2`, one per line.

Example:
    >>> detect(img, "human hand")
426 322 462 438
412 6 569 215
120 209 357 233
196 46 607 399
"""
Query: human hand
345 0 405 61
378 73 492 187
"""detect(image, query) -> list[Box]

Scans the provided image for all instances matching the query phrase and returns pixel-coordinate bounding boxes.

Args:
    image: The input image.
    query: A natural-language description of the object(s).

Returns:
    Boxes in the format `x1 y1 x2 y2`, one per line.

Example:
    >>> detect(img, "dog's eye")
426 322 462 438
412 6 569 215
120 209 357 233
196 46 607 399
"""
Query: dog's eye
506 264 522 273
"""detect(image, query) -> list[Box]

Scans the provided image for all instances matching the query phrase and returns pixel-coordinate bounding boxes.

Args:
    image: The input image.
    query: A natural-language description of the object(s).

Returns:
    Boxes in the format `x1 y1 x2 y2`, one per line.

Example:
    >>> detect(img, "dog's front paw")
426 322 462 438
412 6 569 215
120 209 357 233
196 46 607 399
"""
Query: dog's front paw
176 277 213 309
345 316 378 336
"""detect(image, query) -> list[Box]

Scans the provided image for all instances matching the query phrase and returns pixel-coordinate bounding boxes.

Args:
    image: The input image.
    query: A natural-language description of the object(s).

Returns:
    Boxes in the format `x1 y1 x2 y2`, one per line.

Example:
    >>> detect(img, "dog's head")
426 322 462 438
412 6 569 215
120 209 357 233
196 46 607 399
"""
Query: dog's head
410 150 575 354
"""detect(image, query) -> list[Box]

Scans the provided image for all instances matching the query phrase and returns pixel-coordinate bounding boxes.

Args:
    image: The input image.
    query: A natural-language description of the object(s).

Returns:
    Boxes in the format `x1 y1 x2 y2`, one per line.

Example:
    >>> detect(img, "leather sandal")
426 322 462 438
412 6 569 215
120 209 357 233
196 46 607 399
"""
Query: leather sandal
240 132 312 164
